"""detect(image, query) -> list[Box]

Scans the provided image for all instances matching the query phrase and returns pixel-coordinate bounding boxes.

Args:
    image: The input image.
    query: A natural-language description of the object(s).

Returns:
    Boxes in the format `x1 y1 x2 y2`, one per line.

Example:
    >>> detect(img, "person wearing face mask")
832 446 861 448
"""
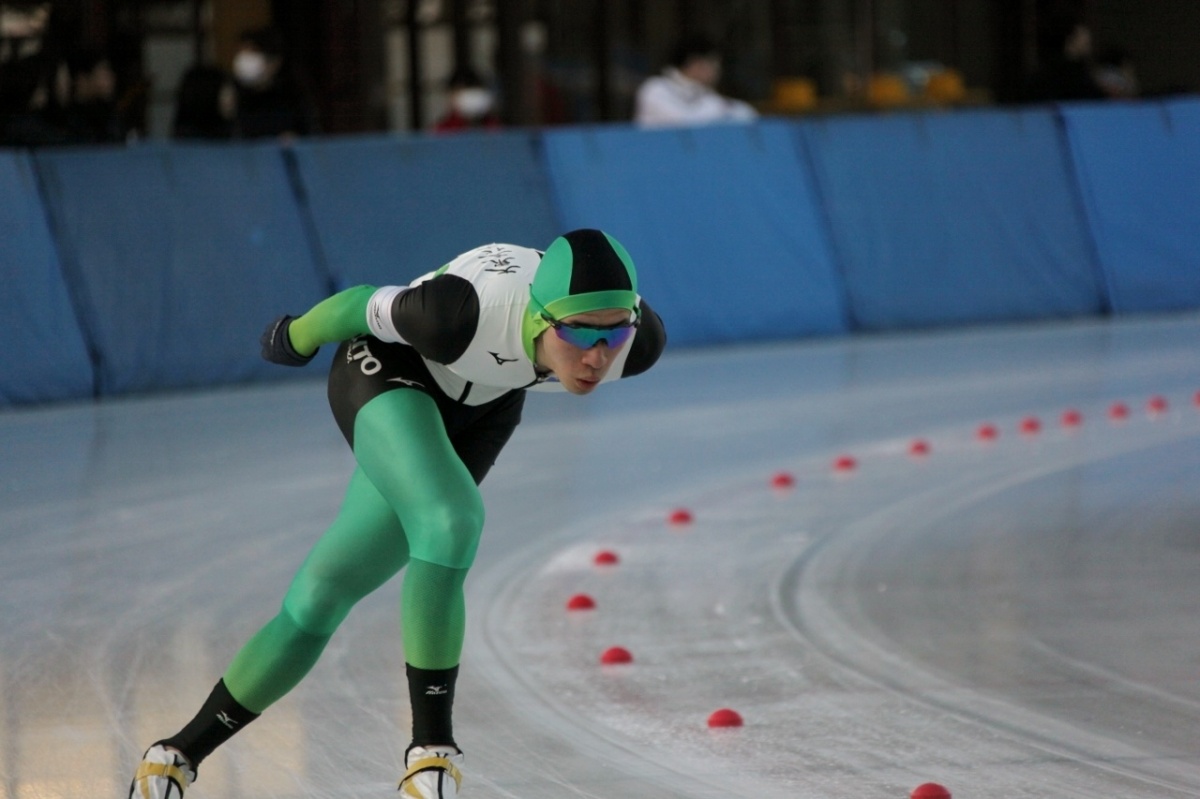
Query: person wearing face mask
433 67 502 134
231 27 317 139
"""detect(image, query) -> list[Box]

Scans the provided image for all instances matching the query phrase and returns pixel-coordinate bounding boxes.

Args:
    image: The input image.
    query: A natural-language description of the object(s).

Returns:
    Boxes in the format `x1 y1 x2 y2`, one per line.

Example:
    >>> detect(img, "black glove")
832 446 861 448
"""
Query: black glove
261 315 316 367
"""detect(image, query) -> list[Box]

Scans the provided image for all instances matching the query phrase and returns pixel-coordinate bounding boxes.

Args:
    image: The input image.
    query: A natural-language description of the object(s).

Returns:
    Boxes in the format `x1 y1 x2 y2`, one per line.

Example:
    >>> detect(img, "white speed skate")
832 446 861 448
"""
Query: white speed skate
128 744 195 799
399 745 464 798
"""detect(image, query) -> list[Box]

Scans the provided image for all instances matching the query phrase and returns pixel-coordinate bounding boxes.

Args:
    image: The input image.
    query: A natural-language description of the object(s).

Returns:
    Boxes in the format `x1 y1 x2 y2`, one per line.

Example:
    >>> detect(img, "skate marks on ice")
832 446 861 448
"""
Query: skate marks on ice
468 316 1200 798
2 315 1200 797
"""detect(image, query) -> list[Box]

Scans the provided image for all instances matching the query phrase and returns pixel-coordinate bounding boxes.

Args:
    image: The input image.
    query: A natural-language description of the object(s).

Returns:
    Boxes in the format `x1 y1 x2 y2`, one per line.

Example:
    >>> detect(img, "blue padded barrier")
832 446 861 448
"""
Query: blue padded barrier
800 109 1106 331
0 150 94 405
541 121 848 347
1061 98 1200 313
291 133 561 288
34 143 328 396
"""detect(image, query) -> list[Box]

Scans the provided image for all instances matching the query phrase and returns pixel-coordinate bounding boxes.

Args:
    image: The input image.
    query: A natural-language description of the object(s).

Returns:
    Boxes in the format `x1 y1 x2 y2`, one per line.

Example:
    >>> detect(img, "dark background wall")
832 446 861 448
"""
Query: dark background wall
4 0 1196 136
1091 0 1200 95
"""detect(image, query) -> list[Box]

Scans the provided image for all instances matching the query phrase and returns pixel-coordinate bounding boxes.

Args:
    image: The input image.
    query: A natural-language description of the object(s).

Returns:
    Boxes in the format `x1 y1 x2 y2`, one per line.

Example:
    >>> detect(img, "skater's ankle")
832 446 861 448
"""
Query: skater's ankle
150 741 196 769
407 742 460 752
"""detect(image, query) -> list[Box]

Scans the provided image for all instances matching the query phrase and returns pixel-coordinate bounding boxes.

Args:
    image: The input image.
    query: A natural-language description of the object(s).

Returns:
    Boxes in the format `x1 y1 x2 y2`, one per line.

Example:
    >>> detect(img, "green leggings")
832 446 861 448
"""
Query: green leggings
223 390 483 713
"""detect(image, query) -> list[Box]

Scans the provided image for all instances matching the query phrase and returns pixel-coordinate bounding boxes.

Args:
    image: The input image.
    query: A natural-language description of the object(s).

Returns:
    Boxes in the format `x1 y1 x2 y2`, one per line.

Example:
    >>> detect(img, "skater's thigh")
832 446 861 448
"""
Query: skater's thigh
351 390 484 569
283 467 410 632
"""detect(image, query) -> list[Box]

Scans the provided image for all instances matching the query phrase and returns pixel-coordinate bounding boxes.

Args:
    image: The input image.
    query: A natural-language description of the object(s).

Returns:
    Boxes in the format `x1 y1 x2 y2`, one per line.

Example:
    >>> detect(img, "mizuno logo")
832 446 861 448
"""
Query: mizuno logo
425 685 448 696
216 711 239 729
489 352 518 365
386 377 425 388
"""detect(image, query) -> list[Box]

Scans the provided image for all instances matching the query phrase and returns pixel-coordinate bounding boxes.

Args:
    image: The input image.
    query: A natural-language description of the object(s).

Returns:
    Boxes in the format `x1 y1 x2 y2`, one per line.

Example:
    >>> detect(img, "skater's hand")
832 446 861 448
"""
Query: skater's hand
261 315 316 366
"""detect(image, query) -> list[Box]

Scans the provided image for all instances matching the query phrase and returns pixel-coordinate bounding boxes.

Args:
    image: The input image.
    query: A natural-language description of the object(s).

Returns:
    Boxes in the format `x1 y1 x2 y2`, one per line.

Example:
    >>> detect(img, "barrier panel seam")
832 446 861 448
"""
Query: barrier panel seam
282 146 340 296
790 120 857 332
30 152 102 400
1053 104 1116 316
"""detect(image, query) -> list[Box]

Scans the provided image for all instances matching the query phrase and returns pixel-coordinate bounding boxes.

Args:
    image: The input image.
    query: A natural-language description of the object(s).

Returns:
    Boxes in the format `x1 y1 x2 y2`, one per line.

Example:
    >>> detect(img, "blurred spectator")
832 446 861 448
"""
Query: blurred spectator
1026 19 1105 103
634 34 757 128
173 65 236 139
231 27 317 139
62 48 122 143
1 2 50 59
108 32 150 141
0 52 70 147
433 67 502 133
0 2 64 147
1094 46 1139 99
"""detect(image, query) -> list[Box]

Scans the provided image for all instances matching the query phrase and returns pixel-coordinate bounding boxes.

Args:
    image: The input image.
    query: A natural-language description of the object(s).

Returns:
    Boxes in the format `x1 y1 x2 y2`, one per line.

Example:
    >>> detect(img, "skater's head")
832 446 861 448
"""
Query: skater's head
526 229 641 394
530 229 639 321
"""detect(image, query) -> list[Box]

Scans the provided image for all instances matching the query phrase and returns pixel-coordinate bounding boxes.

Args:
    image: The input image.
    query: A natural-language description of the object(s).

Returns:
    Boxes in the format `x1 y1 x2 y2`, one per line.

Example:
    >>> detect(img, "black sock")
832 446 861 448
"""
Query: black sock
158 679 260 769
407 664 458 747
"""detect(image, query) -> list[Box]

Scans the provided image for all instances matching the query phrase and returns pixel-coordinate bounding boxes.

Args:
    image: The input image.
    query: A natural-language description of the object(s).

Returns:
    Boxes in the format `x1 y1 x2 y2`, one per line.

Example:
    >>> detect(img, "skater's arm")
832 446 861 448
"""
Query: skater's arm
265 276 479 368
286 285 378 356
366 275 480 364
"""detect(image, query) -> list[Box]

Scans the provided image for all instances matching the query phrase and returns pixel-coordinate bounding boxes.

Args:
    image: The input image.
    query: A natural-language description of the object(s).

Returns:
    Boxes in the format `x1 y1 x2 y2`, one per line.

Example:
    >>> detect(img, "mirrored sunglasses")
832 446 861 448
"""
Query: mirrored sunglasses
544 316 638 349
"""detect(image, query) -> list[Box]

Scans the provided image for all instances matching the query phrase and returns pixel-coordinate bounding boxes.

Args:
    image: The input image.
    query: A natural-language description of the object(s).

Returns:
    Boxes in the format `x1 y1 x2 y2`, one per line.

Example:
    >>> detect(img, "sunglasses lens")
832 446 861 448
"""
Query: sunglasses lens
554 323 635 349
605 325 636 348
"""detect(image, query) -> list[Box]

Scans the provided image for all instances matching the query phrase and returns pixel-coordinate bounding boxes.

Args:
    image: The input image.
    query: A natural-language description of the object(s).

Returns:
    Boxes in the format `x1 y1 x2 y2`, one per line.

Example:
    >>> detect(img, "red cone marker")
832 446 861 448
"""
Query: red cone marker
771 471 796 489
976 423 998 441
833 455 857 472
706 708 743 728
566 594 595 611
668 508 693 525
599 646 633 665
593 550 619 566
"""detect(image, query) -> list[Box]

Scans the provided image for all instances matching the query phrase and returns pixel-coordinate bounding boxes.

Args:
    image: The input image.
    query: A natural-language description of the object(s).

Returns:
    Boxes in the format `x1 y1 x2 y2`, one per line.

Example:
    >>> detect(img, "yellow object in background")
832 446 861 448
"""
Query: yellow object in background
867 73 910 108
926 69 967 104
771 77 818 113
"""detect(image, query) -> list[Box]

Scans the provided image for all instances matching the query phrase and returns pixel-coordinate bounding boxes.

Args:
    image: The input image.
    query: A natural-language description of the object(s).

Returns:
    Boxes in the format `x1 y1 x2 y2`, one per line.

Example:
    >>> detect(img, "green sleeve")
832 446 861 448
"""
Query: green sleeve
287 285 377 356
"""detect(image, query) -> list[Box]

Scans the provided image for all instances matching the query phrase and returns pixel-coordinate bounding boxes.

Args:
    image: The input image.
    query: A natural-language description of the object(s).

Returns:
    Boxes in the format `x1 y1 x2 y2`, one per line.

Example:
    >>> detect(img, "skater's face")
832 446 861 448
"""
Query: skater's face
535 308 634 395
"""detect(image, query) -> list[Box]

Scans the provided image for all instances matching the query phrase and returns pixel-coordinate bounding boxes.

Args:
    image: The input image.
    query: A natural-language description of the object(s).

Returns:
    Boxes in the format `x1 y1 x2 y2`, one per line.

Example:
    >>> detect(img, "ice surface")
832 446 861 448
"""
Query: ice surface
3 314 1200 798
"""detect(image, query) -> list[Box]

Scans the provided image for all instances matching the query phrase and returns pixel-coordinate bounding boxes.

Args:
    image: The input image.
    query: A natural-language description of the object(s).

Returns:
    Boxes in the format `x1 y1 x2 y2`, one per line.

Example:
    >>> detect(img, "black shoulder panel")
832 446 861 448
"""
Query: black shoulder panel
622 299 666 377
392 274 480 364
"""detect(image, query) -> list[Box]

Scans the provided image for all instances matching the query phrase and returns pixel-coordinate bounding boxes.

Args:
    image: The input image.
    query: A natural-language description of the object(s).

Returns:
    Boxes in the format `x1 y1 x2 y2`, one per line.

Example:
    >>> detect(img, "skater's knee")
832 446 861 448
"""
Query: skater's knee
283 572 360 635
406 497 484 569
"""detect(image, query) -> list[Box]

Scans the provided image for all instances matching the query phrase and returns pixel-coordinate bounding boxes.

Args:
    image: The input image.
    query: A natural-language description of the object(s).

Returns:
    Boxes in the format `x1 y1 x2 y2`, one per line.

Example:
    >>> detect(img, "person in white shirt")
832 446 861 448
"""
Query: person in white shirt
634 35 758 128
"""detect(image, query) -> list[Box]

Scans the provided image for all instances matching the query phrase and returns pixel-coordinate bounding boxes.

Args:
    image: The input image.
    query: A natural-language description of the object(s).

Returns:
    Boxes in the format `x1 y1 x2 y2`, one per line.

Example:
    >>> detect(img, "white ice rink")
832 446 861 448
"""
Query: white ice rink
4 314 1200 799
